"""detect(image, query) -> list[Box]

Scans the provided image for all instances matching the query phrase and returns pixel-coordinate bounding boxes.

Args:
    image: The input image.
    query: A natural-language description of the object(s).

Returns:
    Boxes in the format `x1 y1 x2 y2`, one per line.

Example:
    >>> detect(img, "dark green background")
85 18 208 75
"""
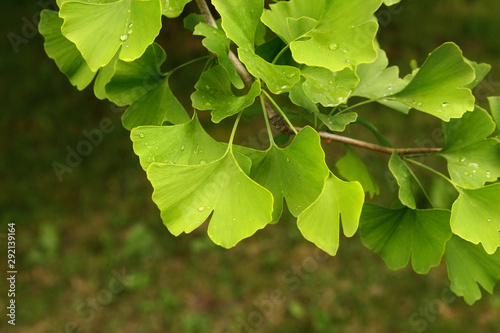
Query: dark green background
1 1 500 332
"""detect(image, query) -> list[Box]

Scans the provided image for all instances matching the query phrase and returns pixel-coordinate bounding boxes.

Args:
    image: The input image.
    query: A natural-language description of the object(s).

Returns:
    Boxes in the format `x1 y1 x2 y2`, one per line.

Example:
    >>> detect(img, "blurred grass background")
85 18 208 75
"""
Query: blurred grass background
1 0 500 332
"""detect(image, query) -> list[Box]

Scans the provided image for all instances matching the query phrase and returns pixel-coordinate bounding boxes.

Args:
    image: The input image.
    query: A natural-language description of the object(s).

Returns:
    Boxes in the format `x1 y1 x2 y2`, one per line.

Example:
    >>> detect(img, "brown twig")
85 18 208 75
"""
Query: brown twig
194 0 442 156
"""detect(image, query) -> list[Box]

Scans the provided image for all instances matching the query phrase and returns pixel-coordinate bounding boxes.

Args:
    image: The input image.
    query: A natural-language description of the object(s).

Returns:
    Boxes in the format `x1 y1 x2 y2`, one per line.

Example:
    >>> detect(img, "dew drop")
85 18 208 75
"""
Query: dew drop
287 72 296 78
180 145 185 151
442 102 450 107
464 172 469 176
232 218 237 221
387 85 393 91
472 170 477 173
437 109 442 113
128 29 133 35
412 101 418 105
345 59 350 64
488 219 492 222
329 43 339 51
205 85 210 89
128 23 133 28
120 34 129 41
342 49 348 54
485 171 492 179
127 9 131 13
286 157 290 162
139 132 145 138
459 157 466 163
206 206 211 210
469 162 479 168
198 207 204 212
417 102 423 107
199 160 206 164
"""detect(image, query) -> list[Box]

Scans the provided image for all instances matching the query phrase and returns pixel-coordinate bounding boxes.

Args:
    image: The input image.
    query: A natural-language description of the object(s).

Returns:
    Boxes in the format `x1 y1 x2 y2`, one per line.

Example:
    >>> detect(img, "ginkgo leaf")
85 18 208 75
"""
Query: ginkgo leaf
60 0 162 71
352 48 410 113
383 0 401 5
260 0 325 44
451 183 500 254
238 49 300 94
440 106 500 188
445 235 500 305
289 0 382 72
301 66 359 107
388 43 476 121
147 151 274 248
162 0 191 18
297 173 364 256
212 0 263 50
335 146 379 198
464 59 491 90
389 151 416 209
317 113 358 132
191 66 261 123
238 126 329 222
360 204 452 274
39 10 96 90
289 77 319 113
131 115 226 170
93 52 119 100
194 22 244 89
489 96 500 138
104 43 189 129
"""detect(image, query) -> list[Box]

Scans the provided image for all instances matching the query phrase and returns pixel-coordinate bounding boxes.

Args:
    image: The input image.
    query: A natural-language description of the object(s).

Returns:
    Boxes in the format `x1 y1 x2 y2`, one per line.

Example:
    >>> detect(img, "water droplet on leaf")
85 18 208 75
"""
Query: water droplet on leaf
442 102 450 107
198 207 204 212
139 132 145 138
329 43 339 51
120 34 128 41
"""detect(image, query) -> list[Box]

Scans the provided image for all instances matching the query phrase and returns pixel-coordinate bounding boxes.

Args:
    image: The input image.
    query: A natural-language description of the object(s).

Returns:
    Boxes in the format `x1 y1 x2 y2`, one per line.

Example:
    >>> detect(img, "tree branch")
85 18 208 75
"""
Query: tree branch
194 0 442 156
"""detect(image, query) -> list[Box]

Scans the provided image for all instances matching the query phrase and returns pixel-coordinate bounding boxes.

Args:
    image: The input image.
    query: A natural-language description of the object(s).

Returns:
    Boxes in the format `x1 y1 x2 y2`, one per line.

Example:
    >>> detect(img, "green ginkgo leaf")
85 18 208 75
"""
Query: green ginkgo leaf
93 52 119 100
383 0 401 5
451 183 500 254
60 0 162 71
212 0 263 50
352 48 410 113
440 106 500 188
489 96 500 138
260 0 325 44
335 146 379 198
162 0 191 18
389 43 475 121
360 204 452 274
191 66 261 123
317 113 358 132
104 43 189 129
301 66 359 107
297 173 364 256
289 77 319 113
194 22 244 89
131 115 226 171
238 49 300 94
389 151 416 209
464 59 491 90
289 0 382 72
147 151 274 248
39 10 96 90
239 126 329 222
445 235 500 305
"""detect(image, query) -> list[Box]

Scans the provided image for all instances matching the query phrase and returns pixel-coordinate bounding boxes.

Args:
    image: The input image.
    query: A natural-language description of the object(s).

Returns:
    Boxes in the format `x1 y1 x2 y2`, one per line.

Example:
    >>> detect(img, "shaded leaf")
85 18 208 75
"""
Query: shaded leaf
489 96 500 138
297 173 364 256
335 146 379 198
464 59 491 90
445 235 500 305
360 204 452 274
191 66 261 123
451 183 500 254
162 0 191 18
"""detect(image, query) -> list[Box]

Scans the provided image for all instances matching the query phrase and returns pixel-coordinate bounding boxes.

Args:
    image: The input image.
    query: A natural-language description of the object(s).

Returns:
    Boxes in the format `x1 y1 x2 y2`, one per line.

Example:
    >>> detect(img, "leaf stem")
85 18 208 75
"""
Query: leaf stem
403 157 458 191
262 91 298 134
167 55 211 75
260 95 275 145
272 44 290 64
228 112 243 150
404 160 435 207
340 99 375 113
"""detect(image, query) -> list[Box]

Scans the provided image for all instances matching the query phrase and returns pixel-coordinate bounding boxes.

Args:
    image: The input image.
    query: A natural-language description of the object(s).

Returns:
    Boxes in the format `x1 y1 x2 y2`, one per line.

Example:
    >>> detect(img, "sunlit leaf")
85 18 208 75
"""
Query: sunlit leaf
388 43 475 121
301 66 359 107
191 66 261 123
147 151 273 248
360 204 452 273
440 106 500 188
317 113 358 132
389 151 416 209
194 22 244 89
131 115 226 171
383 0 401 5
451 183 500 254
60 0 162 71
464 59 491 90
239 127 329 221
297 173 364 256
212 0 263 50
336 146 379 198
39 10 95 90
238 49 300 94
352 48 410 113
289 0 382 72
445 235 500 305
162 0 191 18
489 96 500 138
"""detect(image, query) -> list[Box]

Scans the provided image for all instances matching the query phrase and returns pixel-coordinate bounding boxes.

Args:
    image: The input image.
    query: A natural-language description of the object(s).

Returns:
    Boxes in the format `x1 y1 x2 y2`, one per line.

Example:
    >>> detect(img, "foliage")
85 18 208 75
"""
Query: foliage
39 0 500 305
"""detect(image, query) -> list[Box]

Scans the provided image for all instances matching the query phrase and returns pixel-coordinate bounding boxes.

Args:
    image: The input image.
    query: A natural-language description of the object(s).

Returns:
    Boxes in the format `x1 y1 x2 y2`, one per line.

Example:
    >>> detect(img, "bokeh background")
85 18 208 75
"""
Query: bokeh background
1 0 500 332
